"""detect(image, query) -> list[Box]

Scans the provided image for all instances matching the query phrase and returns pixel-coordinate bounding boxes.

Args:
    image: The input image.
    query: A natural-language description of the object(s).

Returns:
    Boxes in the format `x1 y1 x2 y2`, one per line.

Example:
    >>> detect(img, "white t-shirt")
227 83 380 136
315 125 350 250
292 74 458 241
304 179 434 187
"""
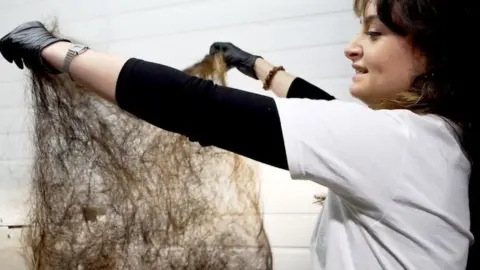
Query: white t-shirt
274 98 473 270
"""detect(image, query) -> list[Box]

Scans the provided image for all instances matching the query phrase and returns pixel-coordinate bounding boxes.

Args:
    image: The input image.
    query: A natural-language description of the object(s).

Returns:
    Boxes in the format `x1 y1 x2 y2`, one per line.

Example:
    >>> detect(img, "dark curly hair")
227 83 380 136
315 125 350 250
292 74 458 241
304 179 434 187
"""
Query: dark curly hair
354 0 478 268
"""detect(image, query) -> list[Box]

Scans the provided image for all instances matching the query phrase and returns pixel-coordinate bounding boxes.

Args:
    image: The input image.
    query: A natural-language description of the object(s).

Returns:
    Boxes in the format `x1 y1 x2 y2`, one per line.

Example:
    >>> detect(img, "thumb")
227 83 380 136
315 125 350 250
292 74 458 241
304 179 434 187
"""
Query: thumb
209 42 225 55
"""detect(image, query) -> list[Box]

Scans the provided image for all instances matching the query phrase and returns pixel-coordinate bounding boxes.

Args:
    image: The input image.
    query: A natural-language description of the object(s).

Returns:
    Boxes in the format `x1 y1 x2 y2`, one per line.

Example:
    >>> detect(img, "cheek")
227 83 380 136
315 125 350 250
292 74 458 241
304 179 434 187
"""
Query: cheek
376 62 412 89
367 49 418 94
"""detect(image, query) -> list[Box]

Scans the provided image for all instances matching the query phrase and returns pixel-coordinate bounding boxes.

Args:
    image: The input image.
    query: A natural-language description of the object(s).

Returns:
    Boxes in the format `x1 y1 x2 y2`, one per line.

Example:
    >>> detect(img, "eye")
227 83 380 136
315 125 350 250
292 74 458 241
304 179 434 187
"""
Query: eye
366 31 382 40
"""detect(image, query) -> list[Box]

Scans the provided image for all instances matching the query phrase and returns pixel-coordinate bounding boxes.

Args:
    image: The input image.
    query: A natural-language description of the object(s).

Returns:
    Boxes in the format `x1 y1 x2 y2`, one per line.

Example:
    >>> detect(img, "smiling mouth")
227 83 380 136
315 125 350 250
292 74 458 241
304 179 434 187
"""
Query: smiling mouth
354 67 368 74
352 66 368 82
352 64 368 75
355 70 367 74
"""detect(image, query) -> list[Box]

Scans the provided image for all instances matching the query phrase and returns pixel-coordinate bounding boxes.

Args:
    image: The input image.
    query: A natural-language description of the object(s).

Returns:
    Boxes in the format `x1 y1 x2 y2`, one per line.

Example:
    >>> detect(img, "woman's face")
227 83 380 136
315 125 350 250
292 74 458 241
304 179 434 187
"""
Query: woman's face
344 1 426 105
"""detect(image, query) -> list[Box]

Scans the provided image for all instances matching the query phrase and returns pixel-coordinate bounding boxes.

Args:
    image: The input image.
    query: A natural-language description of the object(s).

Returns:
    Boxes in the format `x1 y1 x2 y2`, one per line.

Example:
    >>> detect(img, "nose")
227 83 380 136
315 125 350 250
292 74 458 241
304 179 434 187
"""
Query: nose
344 38 362 61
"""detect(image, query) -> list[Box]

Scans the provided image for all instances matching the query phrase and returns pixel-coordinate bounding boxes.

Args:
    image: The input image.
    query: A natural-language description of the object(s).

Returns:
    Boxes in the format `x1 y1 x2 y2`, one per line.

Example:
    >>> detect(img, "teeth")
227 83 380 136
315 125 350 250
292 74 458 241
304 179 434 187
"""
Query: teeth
353 66 367 74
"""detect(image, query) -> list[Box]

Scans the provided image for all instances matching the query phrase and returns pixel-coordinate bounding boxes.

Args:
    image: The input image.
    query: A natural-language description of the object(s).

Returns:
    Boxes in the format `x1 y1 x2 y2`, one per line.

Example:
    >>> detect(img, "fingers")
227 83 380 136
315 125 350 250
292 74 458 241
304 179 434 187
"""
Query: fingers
0 38 14 63
0 21 50 71
14 58 24 69
0 36 24 69
209 42 234 54
0 49 12 63
209 42 223 55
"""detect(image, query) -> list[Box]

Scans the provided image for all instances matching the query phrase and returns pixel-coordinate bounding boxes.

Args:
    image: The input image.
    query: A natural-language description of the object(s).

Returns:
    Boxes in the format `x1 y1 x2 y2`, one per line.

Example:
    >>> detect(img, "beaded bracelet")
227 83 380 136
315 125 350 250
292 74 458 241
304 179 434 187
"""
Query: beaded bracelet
262 65 285 90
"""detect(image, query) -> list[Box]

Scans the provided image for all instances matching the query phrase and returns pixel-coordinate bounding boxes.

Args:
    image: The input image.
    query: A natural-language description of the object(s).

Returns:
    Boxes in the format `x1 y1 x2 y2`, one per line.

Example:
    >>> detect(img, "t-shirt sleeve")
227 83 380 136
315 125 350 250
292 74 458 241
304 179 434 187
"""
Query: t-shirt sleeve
286 77 336 100
274 98 409 204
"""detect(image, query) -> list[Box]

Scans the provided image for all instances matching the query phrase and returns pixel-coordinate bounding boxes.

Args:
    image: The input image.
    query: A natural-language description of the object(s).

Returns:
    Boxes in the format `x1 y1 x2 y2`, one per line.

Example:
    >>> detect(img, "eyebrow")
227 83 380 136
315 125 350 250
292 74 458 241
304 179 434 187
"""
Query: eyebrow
361 15 379 27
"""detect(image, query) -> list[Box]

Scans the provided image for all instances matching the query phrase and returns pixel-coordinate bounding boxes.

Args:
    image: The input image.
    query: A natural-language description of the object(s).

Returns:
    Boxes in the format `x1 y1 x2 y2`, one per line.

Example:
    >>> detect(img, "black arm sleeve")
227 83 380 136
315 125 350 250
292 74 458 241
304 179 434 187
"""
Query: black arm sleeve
115 58 289 170
286 77 336 100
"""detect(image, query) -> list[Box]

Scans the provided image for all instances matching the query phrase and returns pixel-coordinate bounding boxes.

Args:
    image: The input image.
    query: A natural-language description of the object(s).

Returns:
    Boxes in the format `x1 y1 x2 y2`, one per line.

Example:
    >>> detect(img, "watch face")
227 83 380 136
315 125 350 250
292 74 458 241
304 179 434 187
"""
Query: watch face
71 45 86 53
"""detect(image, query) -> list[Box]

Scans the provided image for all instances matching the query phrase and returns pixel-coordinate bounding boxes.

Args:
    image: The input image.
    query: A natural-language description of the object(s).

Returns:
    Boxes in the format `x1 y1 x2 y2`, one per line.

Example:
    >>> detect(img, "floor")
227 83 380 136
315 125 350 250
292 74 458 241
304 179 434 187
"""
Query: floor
0 227 28 270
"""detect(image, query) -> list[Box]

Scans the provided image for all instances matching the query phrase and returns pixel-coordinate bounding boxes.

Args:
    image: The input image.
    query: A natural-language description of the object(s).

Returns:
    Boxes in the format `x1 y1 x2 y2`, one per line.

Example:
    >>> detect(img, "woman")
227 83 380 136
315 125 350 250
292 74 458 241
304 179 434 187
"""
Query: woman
0 0 477 269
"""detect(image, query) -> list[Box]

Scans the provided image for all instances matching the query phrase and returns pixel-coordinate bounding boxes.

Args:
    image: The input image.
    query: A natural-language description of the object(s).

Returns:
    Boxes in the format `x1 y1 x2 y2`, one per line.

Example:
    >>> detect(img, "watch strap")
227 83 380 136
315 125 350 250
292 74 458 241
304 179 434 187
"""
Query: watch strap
62 44 89 79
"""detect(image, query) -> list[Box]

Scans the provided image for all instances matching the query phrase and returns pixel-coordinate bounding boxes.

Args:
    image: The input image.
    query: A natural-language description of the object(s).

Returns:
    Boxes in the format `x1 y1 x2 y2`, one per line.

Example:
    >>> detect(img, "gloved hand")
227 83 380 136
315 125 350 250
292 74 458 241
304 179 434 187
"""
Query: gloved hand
209 42 262 80
0 21 70 74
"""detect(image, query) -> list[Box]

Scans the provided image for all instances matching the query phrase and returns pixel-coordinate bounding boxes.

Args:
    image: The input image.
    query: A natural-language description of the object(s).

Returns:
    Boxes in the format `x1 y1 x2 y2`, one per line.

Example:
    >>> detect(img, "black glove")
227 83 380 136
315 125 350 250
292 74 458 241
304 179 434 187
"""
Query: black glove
209 42 262 80
0 21 70 74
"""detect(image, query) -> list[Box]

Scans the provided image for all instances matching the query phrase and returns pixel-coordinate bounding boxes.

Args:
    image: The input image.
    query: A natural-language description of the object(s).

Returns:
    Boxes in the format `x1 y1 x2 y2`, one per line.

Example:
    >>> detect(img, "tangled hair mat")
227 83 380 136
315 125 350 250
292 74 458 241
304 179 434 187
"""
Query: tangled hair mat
20 24 273 270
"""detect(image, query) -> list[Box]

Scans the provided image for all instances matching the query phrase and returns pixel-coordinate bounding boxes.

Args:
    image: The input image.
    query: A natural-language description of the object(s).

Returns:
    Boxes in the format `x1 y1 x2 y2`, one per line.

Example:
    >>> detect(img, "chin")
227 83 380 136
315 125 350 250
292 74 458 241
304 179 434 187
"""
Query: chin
349 84 364 98
349 86 372 104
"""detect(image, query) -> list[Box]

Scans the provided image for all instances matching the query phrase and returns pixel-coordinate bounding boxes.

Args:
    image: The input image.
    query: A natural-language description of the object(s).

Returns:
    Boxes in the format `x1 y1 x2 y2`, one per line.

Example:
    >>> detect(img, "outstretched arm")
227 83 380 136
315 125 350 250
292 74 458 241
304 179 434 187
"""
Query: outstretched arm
209 42 336 100
40 42 333 171
42 42 127 104
42 41 290 170
254 58 336 101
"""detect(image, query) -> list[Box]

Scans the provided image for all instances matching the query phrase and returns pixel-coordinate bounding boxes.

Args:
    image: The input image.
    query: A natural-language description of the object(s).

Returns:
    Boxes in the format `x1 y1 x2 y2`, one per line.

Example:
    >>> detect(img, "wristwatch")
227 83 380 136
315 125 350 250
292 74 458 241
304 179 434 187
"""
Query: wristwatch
62 43 89 79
